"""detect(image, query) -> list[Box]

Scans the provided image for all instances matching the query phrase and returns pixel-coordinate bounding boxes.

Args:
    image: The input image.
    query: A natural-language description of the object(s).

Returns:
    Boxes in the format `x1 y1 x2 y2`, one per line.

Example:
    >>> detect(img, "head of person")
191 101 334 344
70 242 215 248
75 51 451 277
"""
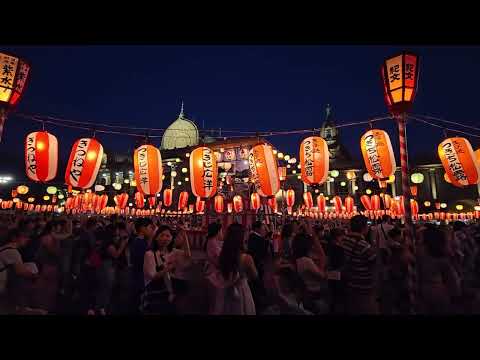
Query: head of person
453 221 466 233
313 224 325 239
19 218 35 233
423 227 448 258
388 228 402 244
86 217 98 231
207 222 223 241
281 223 294 240
218 223 246 280
350 215 369 237
291 233 314 260
381 215 391 224
135 218 155 239
252 221 266 237
117 222 129 242
152 225 173 251
330 228 345 244
5 228 29 248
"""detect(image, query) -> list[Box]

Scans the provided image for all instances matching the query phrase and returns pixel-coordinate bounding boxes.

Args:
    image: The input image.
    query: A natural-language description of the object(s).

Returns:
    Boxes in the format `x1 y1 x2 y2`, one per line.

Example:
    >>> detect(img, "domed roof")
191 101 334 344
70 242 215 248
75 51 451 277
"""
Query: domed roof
161 103 199 150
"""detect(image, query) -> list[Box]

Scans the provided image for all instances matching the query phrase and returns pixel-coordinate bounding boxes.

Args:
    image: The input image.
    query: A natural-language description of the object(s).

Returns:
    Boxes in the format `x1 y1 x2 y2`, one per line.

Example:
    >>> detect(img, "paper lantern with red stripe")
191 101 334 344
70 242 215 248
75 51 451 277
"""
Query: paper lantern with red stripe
163 188 173 207
249 144 280 198
286 189 295 208
148 196 156 208
25 131 58 182
65 138 104 189
178 191 189 211
195 197 205 213
300 136 329 185
135 192 145 209
303 192 313 209
114 193 128 209
333 196 342 213
190 146 218 199
233 195 243 213
317 194 326 212
214 195 224 213
99 194 108 211
133 144 163 195
360 129 396 180
251 192 261 211
438 137 480 187
360 195 372 211
344 196 354 213
371 195 381 211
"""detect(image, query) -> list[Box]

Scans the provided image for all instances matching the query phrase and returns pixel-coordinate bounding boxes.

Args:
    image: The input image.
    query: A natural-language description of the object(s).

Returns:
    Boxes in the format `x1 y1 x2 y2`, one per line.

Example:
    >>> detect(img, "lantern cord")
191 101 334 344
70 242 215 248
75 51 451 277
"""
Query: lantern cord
411 113 480 133
409 116 480 139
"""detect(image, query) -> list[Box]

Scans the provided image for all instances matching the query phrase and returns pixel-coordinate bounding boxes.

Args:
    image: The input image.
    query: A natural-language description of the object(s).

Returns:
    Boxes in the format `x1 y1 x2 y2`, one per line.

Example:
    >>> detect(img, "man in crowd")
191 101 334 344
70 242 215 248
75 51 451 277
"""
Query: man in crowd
247 221 270 312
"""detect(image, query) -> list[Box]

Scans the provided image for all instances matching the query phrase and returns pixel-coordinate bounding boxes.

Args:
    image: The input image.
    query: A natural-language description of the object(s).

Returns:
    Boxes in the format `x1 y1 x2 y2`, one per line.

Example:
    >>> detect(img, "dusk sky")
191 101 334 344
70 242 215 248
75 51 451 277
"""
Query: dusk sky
1 45 480 181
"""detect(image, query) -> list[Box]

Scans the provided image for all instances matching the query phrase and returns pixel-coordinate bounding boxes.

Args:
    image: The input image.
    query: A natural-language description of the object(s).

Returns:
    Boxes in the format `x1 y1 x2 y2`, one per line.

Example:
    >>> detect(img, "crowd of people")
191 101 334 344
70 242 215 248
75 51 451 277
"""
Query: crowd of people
1 210 480 315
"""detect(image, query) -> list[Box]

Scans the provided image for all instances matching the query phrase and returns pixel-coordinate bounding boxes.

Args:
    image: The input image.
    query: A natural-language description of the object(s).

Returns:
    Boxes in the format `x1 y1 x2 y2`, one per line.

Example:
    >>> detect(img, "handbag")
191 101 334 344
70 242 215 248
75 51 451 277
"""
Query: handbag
140 252 173 314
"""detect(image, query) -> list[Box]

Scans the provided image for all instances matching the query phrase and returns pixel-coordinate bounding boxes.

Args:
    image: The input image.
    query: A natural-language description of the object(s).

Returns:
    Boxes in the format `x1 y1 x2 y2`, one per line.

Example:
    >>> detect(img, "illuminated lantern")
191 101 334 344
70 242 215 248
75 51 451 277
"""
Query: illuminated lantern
47 205 52 212
99 194 108 210
23 203 28 211
383 194 392 209
360 129 396 180
91 194 99 210
286 189 295 208
381 52 419 114
250 192 261 211
232 195 243 213
148 196 156 208
346 171 356 180
303 192 313 209
300 136 329 185
25 131 58 183
438 137 480 187
453 213 459 221
15 201 22 210
73 195 82 209
41 205 47 212
133 144 163 195
428 213 433 221
28 204 34 212
178 191 189 211
278 167 287 181
11 189 17 198
317 194 326 212
227 203 233 214
475 210 480 219
411 173 424 184
435 202 441 210
114 193 128 209
434 212 440 220
135 192 145 209
398 196 406 216
360 195 372 211
27 197 35 203
163 188 173 207
345 196 354 213
371 195 381 211
214 195 224 213
249 144 280 197
195 197 205 213
476 149 480 165
65 138 104 189
410 185 418 197
190 146 218 199
410 199 419 216
65 197 73 209
34 205 40 212
440 212 446 221
333 196 342 213
17 185 29 195
268 197 278 212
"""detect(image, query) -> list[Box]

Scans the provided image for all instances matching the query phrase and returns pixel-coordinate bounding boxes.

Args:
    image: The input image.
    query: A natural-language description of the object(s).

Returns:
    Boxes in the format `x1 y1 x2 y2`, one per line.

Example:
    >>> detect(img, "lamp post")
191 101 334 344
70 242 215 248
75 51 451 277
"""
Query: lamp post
0 52 31 142
381 52 420 313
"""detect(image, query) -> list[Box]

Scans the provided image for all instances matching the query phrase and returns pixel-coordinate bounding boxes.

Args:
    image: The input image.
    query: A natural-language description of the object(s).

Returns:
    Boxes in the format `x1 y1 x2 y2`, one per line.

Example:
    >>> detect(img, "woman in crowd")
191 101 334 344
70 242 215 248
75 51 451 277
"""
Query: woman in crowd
111 222 132 314
326 228 346 314
208 223 257 315
204 222 223 273
280 223 294 259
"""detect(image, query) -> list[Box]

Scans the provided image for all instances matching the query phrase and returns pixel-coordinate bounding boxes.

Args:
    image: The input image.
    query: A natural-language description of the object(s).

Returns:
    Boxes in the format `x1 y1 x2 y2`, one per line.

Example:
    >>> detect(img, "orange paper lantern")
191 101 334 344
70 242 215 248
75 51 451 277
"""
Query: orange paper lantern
317 194 326 212
344 196 354 213
148 196 156 208
300 136 329 185
214 195 224 213
190 146 218 200
303 192 313 209
383 194 392 209
333 196 342 213
25 131 58 183
285 189 295 208
163 188 173 207
410 199 419 216
114 193 128 209
371 195 381 211
65 138 103 189
195 197 205 213
249 143 280 198
135 192 145 209
250 192 261 211
233 195 243 213
133 144 163 195
178 191 189 211
268 197 278 212
360 195 372 211
360 129 396 180
438 137 480 187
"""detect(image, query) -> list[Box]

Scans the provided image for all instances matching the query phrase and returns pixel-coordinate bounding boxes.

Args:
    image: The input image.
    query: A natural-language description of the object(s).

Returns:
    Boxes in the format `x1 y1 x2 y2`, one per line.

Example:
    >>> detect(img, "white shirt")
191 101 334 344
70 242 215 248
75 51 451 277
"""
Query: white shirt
143 250 173 292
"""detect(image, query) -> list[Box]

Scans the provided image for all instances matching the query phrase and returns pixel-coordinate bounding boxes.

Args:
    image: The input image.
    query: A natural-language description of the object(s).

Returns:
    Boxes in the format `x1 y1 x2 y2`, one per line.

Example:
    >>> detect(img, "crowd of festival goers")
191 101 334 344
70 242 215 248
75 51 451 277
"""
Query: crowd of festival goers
1 211 480 315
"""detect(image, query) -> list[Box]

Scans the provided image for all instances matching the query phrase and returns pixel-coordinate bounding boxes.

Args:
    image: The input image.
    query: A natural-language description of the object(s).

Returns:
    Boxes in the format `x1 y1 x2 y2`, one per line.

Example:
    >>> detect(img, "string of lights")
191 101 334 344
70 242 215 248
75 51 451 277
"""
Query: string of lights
411 113 480 133
409 116 480 139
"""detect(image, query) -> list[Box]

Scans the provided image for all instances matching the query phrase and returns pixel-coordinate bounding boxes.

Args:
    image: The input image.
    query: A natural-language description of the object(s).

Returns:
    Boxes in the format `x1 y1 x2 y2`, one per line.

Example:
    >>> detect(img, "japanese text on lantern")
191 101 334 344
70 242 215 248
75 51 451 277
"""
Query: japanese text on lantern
138 147 149 186
442 141 467 182
248 151 260 192
303 139 313 177
26 134 37 176
364 134 382 177
202 148 214 190
389 64 400 83
0 54 17 89
70 140 88 182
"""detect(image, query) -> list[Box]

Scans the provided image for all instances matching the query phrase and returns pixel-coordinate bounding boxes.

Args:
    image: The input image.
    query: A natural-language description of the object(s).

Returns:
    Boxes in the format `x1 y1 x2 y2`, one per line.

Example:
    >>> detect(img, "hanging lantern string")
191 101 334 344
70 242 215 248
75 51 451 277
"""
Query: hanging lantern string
411 113 480 133
409 116 480 139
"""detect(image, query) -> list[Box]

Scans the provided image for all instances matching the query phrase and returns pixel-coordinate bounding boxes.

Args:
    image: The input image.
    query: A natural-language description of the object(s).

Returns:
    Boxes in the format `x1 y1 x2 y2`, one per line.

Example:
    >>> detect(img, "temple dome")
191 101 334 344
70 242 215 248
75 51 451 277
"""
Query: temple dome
161 103 199 150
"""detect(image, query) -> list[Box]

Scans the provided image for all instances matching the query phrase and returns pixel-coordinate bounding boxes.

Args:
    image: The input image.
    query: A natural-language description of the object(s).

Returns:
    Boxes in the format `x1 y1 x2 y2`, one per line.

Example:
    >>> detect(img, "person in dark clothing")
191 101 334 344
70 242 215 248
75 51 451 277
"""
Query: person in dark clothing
327 228 346 313
129 217 155 314
247 221 269 312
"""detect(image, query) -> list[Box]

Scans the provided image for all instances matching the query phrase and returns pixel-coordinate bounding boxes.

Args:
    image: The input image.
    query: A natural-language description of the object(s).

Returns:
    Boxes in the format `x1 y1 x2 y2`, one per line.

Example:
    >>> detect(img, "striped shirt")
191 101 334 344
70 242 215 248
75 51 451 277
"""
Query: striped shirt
342 233 377 293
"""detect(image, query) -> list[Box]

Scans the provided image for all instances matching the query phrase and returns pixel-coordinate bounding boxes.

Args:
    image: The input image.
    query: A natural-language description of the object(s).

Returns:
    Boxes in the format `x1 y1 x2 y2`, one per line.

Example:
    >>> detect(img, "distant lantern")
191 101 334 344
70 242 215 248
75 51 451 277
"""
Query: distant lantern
438 137 480 187
363 172 373 182
381 52 419 114
133 144 163 195
250 192 261 211
148 196 156 209
0 52 31 142
46 186 57 195
163 188 173 207
43 195 50 201
333 196 342 213
25 131 58 182
345 196 354 213
249 144 280 198
65 138 104 189
99 194 108 210
410 185 418 197
214 195 224 213
17 185 28 195
233 195 243 213
360 129 396 180
476 149 480 165
371 195 381 211
195 197 205 213
178 191 189 211
303 192 313 209
410 172 424 184
278 166 287 181
135 192 144 209
346 171 356 180
424 201 431 207
114 193 128 209
299 136 329 185
383 194 392 209
190 146 218 200
267 197 277 212
286 189 295 208
317 194 326 212
94 184 105 192
411 199 419 216
386 174 396 184
27 197 35 203
112 183 122 191
360 195 372 211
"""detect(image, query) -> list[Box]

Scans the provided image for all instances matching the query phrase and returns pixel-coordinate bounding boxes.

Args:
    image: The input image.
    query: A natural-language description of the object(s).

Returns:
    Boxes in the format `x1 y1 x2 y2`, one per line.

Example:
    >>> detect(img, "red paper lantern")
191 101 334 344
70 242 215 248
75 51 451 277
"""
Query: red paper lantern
383 194 392 209
227 203 233 214
195 197 205 213
135 192 145 209
65 138 104 189
440 212 446 221
398 196 406 216
435 202 441 210
233 195 243 213
285 189 295 208
438 137 480 187
114 193 128 209
268 197 277 212
250 192 261 211
299 136 329 185
410 185 418 197
333 196 342 213
25 131 58 182
317 194 326 212
360 129 396 180
428 213 433 221
249 143 280 197
163 188 173 207
303 192 313 209
474 210 480 219
133 144 163 195
371 195 381 211
148 196 156 208
214 195 224 213
190 146 218 199
410 199 419 216
178 191 189 211
345 196 354 213
360 195 372 211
